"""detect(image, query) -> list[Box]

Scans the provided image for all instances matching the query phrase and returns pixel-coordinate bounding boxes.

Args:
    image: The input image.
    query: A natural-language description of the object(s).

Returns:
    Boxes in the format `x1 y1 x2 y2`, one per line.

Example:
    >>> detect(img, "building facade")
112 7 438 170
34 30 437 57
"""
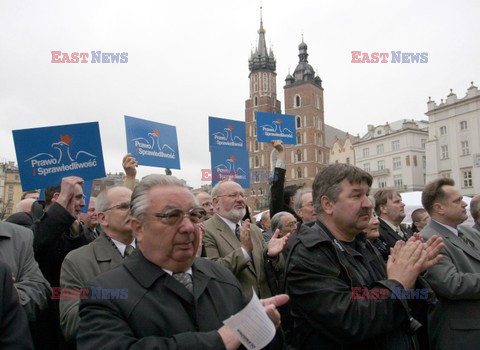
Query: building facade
354 120 428 194
329 133 356 165
425 82 480 196
0 162 22 219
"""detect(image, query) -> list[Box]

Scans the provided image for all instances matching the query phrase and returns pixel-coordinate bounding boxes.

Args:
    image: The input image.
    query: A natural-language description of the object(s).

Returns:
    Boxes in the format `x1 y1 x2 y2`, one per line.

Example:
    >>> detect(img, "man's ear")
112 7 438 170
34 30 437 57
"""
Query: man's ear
51 192 61 204
212 197 219 209
433 202 444 215
321 195 334 215
97 212 107 226
130 218 143 243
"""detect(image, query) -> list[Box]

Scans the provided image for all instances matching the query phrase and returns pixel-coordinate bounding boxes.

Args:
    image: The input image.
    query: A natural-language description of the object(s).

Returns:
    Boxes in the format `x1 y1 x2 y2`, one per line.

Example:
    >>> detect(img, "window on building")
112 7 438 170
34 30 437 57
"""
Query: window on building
393 157 401 169
255 156 259 167
259 187 263 195
378 160 385 170
297 150 302 162
253 123 257 136
254 141 259 151
378 177 387 189
421 139 426 149
262 73 268 91
297 133 302 144
254 96 258 106
440 171 451 178
441 145 449 159
254 74 258 92
394 175 403 189
423 156 426 169
295 95 301 107
318 150 323 163
252 189 256 196
364 163 370 173
346 157 350 164
413 155 418 166
297 167 302 179
440 126 447 135
460 120 468 130
296 116 302 128
315 95 320 108
392 140 400 151
462 169 473 188
362 148 369 157
94 184 101 191
377 144 384 155
406 155 410 166
461 141 469 155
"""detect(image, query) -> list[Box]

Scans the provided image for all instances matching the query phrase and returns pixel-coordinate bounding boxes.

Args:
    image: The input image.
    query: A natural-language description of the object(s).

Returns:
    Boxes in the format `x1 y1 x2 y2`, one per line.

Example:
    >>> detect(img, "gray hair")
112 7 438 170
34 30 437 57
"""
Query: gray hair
294 189 312 210
95 188 112 213
130 174 191 220
470 195 480 221
211 181 227 198
271 211 290 233
260 210 270 223
313 164 373 216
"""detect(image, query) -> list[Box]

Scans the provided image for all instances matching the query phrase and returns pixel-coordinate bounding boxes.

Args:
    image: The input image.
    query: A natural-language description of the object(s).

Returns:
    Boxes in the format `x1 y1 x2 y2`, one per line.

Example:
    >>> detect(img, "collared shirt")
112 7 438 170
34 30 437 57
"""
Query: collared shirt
111 238 136 257
217 214 251 262
432 219 458 236
162 267 193 276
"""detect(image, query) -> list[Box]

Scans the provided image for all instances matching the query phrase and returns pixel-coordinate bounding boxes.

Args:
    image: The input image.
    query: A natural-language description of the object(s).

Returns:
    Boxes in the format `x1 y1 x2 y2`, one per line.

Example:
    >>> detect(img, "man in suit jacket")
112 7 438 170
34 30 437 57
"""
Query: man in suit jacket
59 186 134 343
0 221 50 322
0 260 34 349
421 178 480 349
459 193 480 236
77 174 287 350
374 189 413 253
204 180 289 299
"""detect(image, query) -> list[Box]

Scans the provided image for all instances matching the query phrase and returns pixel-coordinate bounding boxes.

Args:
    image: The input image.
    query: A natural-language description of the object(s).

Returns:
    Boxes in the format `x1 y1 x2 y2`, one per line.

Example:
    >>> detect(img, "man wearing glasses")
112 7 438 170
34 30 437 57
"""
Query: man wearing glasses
77 174 287 349
59 185 133 344
203 181 289 299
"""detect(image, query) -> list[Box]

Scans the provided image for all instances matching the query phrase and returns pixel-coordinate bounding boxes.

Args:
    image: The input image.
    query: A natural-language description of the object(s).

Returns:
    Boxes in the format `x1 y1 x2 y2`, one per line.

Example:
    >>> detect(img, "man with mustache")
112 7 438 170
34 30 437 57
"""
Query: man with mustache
204 180 289 299
59 186 134 344
285 164 444 349
421 178 480 349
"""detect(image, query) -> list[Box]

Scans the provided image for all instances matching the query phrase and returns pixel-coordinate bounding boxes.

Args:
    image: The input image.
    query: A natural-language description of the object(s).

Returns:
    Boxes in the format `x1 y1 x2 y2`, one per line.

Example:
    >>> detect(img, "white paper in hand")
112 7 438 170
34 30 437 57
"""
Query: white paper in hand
223 289 276 350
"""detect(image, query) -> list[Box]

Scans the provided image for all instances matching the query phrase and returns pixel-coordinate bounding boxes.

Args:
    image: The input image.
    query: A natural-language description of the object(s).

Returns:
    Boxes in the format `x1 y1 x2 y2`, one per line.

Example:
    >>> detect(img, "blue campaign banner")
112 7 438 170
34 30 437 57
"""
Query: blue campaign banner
80 180 93 213
125 115 181 169
208 116 246 150
255 111 296 144
210 147 250 188
13 122 106 191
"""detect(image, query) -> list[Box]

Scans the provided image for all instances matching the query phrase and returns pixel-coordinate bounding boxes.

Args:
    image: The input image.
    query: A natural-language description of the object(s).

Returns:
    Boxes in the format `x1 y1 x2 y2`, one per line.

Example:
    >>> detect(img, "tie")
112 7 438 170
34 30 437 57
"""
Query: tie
172 272 193 294
235 224 241 241
458 231 475 248
396 227 405 239
124 245 135 257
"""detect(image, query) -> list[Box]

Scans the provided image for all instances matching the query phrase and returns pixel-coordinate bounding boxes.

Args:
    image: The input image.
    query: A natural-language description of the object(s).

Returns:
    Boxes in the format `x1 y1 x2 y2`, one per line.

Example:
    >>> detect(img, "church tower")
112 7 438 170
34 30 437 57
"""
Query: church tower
245 10 281 211
284 39 327 188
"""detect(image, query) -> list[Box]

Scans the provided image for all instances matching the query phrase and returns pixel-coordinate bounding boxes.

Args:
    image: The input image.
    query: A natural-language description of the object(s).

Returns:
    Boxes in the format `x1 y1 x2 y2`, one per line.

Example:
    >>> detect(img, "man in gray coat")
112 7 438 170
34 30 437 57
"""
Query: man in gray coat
0 221 50 322
59 186 134 342
421 178 480 349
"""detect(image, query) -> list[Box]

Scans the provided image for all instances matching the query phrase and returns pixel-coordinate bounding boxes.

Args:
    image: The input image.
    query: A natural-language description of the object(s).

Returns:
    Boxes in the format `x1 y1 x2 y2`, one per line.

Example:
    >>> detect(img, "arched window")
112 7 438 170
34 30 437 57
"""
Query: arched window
297 167 302 179
255 156 259 167
295 95 301 107
254 96 258 106
254 141 259 151
259 187 263 195
296 116 302 128
296 150 302 162
296 133 301 144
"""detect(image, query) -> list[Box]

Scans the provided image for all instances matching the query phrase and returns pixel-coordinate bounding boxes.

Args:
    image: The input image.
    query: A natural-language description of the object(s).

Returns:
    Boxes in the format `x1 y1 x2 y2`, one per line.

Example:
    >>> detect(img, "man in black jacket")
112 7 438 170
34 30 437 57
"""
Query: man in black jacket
285 163 444 349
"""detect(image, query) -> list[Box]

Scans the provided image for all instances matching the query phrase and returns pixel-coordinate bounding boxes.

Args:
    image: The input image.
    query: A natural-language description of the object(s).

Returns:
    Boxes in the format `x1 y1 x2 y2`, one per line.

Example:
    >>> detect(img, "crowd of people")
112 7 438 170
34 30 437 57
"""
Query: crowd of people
1 143 480 350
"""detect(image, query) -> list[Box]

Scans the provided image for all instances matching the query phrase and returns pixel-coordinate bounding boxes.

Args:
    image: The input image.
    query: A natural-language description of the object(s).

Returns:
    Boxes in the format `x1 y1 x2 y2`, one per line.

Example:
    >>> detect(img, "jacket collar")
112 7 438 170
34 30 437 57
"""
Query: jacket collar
92 232 124 262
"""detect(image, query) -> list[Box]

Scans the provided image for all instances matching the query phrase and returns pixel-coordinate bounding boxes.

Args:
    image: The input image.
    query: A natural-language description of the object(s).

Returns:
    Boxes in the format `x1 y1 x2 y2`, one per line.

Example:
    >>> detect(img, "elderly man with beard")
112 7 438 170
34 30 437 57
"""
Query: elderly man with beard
59 186 134 344
204 181 289 299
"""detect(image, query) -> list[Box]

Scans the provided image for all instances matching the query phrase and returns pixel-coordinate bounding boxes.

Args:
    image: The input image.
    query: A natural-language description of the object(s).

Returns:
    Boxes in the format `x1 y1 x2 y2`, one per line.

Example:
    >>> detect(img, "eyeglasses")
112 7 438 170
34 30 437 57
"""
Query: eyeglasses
103 202 131 212
216 193 247 200
286 221 298 228
150 207 207 225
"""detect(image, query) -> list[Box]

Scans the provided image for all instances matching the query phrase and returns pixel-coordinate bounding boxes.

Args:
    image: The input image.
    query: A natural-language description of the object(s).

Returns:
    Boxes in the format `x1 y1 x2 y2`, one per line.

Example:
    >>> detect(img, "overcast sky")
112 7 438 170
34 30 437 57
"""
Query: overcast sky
1 0 479 189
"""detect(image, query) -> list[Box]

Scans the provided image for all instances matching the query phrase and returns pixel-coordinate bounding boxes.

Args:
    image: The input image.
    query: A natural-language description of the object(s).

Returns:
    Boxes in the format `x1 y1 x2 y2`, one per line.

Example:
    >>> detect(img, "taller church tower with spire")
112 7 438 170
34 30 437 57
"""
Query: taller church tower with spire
245 10 281 210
